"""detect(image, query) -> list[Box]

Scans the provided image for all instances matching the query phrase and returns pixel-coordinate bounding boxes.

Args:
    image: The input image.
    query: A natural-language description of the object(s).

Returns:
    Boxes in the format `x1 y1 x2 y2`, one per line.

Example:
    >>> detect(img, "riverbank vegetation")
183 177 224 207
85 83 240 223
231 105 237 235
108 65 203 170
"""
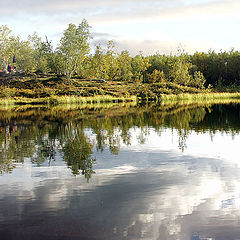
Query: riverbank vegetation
1 20 240 104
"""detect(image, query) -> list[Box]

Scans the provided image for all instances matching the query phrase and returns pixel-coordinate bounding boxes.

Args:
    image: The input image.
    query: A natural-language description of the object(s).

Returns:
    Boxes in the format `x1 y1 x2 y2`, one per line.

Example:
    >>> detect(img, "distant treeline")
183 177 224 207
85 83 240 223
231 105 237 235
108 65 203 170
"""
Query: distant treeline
0 20 240 89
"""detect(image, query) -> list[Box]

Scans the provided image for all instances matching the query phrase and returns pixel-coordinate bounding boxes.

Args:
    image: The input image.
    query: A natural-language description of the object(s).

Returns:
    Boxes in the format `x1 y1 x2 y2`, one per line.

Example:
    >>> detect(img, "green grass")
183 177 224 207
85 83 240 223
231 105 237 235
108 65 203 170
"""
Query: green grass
1 75 240 106
47 94 137 104
0 75 138 105
160 92 240 102
0 95 137 106
1 92 240 106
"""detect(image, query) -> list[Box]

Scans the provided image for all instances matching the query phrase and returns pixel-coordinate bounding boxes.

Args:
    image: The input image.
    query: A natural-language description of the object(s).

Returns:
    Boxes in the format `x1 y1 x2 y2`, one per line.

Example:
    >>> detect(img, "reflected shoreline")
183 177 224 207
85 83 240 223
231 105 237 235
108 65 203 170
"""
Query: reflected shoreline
1 101 240 177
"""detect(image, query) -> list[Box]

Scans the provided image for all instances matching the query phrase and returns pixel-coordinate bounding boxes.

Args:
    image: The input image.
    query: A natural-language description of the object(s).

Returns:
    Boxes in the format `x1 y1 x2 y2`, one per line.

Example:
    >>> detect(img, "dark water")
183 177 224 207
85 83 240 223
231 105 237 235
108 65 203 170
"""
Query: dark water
1 102 240 240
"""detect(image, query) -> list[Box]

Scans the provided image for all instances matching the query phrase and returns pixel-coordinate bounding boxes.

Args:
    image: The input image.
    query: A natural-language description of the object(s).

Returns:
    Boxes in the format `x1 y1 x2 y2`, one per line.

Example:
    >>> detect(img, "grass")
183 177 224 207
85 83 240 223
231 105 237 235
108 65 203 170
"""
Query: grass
1 74 240 106
47 94 137 104
1 91 240 106
160 92 240 102
0 95 137 106
0 75 138 105
1 93 240 124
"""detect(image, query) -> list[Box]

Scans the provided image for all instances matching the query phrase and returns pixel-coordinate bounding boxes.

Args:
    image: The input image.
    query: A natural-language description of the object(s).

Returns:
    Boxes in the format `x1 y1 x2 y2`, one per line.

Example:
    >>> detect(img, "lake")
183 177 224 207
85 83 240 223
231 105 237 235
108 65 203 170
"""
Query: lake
0 101 240 240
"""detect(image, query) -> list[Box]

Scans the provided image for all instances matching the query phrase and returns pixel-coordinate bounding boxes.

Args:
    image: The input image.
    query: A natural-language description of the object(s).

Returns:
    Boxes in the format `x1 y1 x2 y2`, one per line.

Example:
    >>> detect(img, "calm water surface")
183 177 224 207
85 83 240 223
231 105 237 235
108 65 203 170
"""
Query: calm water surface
0 103 240 240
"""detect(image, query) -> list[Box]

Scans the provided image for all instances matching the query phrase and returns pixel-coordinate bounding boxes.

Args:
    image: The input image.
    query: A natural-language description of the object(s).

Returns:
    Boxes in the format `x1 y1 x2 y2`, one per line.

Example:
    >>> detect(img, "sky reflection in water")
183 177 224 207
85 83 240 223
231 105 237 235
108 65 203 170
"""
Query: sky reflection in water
0 103 240 240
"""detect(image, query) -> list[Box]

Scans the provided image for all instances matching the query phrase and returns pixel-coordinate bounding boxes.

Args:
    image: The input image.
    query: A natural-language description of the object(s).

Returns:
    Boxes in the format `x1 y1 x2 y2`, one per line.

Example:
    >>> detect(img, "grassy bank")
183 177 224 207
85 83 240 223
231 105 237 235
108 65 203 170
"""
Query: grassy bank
0 75 139 105
1 74 240 105
160 92 240 102
0 95 137 106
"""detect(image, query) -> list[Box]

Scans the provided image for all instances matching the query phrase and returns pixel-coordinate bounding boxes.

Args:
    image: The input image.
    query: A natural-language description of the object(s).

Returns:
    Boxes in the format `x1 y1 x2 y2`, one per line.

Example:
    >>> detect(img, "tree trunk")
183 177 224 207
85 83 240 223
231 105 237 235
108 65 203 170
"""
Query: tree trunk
45 36 60 78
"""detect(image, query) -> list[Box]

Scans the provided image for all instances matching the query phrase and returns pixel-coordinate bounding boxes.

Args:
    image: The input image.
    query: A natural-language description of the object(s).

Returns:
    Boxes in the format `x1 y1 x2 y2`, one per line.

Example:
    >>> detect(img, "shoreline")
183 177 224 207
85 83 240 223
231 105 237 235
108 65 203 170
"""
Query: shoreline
0 95 137 106
1 92 240 106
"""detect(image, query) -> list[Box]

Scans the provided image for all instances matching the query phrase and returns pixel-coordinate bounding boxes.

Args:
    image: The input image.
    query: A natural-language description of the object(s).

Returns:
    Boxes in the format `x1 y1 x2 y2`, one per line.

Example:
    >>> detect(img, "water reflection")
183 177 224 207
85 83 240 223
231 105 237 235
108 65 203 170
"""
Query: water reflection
1 103 240 177
0 102 240 239
62 124 95 179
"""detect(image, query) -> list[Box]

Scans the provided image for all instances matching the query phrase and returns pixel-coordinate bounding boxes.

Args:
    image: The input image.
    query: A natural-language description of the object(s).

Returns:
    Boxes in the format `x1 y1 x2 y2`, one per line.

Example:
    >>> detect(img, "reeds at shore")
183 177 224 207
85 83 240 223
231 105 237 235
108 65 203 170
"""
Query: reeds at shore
0 95 137 106
160 92 240 102
1 87 240 106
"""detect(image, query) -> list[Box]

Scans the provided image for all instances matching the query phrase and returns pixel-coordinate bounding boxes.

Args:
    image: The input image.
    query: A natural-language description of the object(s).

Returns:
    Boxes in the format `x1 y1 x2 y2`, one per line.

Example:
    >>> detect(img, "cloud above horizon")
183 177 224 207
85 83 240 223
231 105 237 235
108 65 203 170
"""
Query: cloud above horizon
1 0 237 20
1 0 239 55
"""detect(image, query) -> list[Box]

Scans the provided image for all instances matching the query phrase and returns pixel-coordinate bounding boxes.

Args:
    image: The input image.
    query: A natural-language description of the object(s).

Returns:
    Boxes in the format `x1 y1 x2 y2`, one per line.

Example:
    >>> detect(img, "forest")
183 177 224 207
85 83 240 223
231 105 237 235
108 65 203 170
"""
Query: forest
1 19 240 102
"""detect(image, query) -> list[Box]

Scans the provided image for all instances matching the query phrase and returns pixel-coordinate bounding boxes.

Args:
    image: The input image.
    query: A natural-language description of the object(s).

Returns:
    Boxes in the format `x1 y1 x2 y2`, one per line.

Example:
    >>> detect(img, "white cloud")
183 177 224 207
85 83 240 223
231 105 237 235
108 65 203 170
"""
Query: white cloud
116 39 178 56
0 0 239 54
86 0 240 25
1 0 239 22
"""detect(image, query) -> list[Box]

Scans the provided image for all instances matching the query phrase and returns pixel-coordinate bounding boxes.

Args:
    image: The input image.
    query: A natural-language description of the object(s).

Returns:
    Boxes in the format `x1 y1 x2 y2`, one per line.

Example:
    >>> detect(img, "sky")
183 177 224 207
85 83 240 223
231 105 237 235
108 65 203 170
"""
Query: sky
0 0 240 55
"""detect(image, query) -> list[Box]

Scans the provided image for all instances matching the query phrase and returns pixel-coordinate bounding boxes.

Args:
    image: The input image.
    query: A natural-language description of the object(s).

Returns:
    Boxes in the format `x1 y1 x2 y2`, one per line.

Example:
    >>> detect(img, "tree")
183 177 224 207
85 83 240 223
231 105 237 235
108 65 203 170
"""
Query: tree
16 40 36 74
58 19 91 80
146 69 166 83
117 50 132 81
148 53 172 78
62 125 95 180
0 25 15 71
0 25 38 74
226 49 240 86
170 47 192 86
131 52 151 82
91 44 106 79
105 40 119 80
28 32 49 73
192 71 206 89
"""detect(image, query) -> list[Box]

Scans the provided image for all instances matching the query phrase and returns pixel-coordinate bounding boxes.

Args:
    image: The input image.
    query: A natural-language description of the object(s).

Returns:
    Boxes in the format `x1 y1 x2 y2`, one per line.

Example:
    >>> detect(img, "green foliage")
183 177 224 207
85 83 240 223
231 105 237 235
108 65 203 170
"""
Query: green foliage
170 48 192 86
192 71 206 89
117 50 132 81
28 32 49 73
105 40 119 80
90 44 105 79
131 52 151 82
86 43 133 81
191 49 240 88
1 101 240 175
58 19 91 79
63 126 95 179
146 47 208 89
147 69 166 83
148 53 172 78
15 41 36 74
1 22 240 95
0 25 13 71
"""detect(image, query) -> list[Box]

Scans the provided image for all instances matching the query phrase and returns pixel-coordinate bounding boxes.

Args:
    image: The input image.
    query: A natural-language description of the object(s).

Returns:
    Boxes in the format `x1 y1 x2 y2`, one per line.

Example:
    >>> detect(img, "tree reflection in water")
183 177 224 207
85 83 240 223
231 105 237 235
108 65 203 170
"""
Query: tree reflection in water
62 123 95 180
0 102 240 178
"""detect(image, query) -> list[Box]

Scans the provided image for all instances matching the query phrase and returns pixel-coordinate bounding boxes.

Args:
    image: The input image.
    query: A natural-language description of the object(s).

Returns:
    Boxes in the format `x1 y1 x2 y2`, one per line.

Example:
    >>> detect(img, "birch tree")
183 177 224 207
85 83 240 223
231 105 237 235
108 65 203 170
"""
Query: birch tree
105 40 119 80
58 19 91 80
89 44 106 79
28 32 48 73
0 25 14 71
117 50 132 81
